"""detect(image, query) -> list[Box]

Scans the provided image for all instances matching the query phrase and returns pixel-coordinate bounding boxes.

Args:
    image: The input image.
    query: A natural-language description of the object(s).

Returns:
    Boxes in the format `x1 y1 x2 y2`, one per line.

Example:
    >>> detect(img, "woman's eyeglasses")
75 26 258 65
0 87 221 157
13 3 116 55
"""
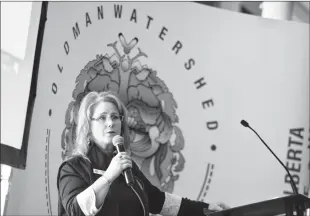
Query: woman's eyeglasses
91 114 124 122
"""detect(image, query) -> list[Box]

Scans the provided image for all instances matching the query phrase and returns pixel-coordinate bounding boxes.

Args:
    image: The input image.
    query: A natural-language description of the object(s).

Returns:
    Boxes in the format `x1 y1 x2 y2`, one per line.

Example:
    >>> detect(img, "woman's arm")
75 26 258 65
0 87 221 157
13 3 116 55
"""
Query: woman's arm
58 159 110 216
132 163 229 216
90 174 111 208
58 152 132 216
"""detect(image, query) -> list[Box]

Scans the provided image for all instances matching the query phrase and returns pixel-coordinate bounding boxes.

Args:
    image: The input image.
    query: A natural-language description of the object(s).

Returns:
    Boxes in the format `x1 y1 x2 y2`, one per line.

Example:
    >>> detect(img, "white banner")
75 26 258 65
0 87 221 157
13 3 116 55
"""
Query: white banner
6 2 309 215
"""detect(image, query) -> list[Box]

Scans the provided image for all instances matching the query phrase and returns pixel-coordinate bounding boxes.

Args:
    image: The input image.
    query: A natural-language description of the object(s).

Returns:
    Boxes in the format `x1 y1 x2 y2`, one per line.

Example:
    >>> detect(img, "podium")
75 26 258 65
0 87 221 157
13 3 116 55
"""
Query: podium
206 194 310 216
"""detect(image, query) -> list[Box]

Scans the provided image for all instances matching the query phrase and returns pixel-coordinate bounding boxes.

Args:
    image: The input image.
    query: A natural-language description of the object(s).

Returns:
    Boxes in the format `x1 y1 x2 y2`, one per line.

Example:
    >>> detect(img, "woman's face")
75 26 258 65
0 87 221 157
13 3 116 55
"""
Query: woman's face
90 101 122 152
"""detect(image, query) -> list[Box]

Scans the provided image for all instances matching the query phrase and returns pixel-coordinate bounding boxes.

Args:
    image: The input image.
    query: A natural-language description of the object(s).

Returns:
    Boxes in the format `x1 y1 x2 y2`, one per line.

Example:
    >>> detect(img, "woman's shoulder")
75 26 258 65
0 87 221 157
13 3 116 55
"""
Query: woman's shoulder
65 154 91 164
62 154 90 166
58 155 92 176
57 155 93 186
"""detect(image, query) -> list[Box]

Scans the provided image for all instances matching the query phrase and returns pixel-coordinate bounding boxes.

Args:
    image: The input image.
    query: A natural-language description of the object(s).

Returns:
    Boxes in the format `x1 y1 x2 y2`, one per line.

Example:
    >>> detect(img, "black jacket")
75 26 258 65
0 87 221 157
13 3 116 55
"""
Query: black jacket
57 143 210 216
57 143 164 216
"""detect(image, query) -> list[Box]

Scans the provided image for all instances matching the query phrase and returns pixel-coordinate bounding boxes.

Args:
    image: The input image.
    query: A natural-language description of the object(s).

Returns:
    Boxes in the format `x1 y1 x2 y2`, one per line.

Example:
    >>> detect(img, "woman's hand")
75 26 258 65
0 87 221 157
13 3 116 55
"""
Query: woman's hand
208 201 230 211
104 152 132 182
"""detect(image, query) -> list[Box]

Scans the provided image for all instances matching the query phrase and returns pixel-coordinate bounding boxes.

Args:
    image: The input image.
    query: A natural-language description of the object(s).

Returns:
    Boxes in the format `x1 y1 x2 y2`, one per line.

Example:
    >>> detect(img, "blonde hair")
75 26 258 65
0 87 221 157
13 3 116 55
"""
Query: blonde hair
69 91 130 159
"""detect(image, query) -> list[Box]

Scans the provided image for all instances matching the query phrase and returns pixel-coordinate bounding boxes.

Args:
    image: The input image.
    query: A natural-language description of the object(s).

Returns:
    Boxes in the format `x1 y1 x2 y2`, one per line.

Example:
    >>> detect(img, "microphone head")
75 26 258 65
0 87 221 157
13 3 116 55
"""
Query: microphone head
112 135 124 146
241 120 249 127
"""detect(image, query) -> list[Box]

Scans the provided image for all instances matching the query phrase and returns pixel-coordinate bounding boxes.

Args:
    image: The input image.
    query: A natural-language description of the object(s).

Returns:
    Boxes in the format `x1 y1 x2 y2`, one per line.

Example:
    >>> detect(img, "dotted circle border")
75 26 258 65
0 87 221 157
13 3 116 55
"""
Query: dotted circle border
45 129 52 215
197 163 215 201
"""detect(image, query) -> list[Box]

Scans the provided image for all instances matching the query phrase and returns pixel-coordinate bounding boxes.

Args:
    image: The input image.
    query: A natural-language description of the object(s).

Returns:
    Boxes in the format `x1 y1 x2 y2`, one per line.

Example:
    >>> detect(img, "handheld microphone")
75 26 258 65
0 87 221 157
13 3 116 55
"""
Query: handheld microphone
112 135 135 186
240 119 299 195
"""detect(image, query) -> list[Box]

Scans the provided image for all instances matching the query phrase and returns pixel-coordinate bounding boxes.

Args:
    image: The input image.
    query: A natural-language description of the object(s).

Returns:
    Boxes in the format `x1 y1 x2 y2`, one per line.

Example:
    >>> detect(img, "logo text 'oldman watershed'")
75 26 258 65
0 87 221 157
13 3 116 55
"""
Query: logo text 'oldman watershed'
48 4 219 207
62 32 187 192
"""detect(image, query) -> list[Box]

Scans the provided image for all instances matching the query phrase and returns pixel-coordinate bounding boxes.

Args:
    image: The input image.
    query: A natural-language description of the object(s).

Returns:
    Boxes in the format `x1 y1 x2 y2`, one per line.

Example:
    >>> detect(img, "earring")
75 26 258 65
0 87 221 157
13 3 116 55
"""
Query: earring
87 137 90 146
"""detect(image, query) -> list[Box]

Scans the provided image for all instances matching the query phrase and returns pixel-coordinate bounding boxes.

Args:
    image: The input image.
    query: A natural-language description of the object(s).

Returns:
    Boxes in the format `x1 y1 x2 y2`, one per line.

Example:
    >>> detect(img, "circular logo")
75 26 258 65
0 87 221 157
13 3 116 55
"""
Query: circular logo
61 33 186 192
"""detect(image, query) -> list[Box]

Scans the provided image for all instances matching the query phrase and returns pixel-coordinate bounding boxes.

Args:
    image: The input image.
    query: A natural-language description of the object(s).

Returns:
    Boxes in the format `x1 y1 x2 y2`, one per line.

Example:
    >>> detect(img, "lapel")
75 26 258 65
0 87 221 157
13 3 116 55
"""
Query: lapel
86 142 149 215
87 142 114 172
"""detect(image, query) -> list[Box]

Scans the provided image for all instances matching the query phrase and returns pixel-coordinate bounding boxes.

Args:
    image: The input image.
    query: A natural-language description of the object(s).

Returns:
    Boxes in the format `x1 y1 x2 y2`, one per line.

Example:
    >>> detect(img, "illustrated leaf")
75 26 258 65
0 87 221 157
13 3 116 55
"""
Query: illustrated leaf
170 126 185 152
157 92 178 123
88 74 119 93
136 68 150 81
